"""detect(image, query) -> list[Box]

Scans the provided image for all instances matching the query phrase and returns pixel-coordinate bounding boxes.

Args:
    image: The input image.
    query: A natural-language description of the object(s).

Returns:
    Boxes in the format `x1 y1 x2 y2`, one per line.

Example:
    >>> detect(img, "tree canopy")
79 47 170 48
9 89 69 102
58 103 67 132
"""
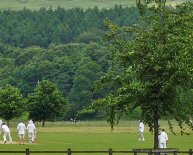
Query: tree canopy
92 0 193 148
0 84 25 125
27 80 67 126
0 1 192 128
0 5 140 120
0 6 138 48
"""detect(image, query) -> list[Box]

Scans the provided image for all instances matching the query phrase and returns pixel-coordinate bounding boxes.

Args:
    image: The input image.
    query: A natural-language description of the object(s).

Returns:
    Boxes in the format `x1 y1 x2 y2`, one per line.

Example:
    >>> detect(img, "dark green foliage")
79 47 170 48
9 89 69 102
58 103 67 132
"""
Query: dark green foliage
0 42 110 120
1 2 192 125
0 84 25 124
92 1 193 148
0 6 139 48
27 80 67 126
0 6 139 120
77 108 100 120
68 56 104 117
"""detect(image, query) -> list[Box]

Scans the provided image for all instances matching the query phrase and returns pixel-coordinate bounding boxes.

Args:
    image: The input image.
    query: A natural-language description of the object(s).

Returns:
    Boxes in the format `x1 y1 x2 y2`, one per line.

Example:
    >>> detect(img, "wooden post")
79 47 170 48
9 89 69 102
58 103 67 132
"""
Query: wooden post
174 150 177 155
109 148 113 155
26 148 30 155
133 150 137 155
148 149 152 155
189 149 193 155
67 148 72 155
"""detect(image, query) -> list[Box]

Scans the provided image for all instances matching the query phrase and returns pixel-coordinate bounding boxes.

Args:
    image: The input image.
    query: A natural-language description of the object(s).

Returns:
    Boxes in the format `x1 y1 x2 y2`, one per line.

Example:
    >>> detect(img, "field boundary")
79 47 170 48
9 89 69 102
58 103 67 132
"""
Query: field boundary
0 148 192 155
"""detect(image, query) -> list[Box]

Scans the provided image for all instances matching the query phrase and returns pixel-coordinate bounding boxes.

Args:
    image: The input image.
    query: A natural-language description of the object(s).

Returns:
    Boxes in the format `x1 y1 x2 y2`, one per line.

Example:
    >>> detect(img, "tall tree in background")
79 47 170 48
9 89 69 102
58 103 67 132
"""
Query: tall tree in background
68 57 103 118
27 80 67 127
0 84 25 125
93 1 193 148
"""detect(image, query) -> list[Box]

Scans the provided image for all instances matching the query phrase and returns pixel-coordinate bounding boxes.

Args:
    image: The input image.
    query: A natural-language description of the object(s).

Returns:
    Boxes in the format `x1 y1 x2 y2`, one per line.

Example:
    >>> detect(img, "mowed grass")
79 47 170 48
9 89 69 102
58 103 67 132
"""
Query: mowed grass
0 120 192 155
0 0 136 10
0 0 192 10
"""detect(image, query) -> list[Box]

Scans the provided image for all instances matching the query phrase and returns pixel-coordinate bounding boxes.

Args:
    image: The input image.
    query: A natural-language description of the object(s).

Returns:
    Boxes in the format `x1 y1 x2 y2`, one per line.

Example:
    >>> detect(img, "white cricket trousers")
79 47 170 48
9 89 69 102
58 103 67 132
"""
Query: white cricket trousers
3 132 12 143
28 132 35 143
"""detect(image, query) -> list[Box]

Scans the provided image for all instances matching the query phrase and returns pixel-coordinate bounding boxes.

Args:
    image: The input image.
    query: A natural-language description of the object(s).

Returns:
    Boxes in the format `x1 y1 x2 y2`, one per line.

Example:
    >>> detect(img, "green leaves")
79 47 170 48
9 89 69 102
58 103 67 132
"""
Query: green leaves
92 1 193 146
27 80 67 126
0 84 25 121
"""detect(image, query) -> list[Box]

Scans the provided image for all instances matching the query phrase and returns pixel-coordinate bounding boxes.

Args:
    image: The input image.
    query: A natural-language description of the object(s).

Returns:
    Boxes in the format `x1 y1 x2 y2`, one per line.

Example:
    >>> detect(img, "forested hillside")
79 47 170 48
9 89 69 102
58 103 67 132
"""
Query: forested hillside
0 6 138 47
0 6 140 121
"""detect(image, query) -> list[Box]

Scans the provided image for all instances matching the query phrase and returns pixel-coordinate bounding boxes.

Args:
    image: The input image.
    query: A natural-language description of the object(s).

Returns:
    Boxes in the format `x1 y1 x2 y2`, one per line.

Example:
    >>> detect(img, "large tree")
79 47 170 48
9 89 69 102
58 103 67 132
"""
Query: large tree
93 0 193 148
68 57 103 118
27 80 67 127
0 84 25 125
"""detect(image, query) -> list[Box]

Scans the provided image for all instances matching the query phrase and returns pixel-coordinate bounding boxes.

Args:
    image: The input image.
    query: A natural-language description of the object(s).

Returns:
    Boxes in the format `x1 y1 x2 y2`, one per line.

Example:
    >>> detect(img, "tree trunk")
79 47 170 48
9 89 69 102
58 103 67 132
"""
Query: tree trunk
154 109 159 149
42 120 45 127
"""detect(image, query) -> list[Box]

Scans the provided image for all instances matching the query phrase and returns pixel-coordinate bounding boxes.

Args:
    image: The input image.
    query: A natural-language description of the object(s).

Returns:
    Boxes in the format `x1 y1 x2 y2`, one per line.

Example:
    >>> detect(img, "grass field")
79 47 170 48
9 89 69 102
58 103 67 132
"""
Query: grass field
0 0 192 10
0 120 192 155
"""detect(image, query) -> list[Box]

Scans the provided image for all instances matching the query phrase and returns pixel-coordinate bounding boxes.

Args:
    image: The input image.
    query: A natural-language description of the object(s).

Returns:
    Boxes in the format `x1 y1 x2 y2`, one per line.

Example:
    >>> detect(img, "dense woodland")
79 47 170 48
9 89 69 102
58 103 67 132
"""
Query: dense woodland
0 6 138 47
0 6 140 122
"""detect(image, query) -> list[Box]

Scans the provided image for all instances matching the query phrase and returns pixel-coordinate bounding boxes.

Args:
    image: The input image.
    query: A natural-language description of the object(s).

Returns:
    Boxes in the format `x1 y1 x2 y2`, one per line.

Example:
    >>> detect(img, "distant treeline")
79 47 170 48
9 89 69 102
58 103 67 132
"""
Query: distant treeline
0 6 141 121
0 42 108 119
0 6 139 48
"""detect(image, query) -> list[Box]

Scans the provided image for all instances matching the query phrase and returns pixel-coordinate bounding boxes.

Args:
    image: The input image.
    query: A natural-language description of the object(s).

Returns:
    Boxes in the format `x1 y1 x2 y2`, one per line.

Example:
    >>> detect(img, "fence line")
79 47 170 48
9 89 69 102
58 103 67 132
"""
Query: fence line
0 148 192 155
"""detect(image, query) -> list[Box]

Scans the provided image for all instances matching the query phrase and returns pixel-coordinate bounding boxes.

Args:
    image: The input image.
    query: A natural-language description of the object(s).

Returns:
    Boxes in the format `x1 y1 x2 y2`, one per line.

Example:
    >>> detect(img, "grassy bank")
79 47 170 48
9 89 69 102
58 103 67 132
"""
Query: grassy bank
0 0 192 10
0 0 135 10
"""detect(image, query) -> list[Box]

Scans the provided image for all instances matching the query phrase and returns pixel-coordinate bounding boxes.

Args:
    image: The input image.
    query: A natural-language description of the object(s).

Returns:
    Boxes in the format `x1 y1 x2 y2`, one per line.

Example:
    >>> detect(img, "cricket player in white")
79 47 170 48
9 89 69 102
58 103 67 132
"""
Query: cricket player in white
27 120 36 143
17 121 26 145
138 120 145 141
1 123 12 144
158 129 168 148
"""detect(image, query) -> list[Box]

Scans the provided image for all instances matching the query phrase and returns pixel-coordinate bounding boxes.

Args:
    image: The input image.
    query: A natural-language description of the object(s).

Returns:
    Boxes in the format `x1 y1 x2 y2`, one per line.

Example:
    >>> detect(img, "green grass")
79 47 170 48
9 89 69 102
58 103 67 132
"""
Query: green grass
0 120 192 155
0 0 192 10
0 0 136 10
